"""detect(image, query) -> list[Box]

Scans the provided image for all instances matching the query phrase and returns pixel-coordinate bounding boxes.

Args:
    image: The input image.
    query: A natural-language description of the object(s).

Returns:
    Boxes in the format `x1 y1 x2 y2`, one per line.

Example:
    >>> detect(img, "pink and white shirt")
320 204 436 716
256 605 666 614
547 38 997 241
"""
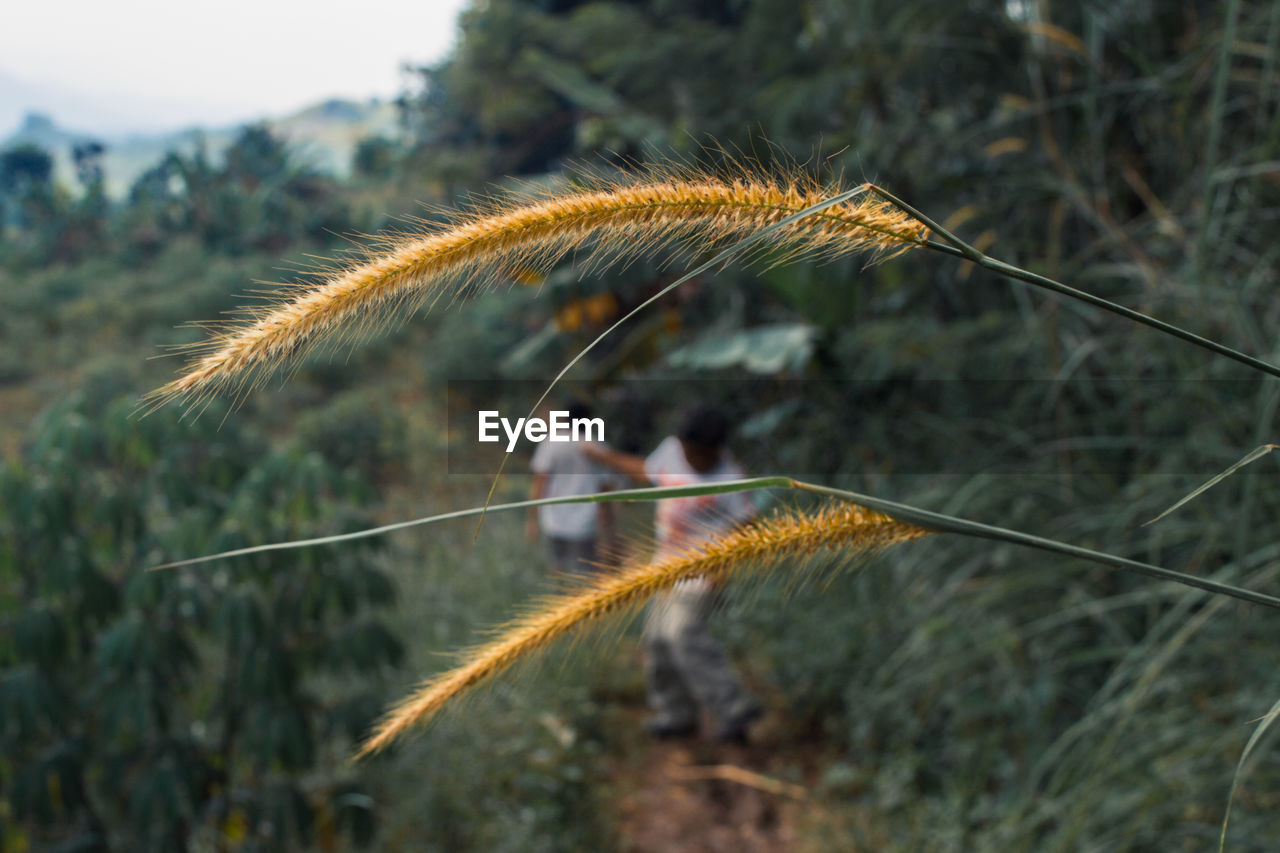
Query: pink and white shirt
644 436 755 570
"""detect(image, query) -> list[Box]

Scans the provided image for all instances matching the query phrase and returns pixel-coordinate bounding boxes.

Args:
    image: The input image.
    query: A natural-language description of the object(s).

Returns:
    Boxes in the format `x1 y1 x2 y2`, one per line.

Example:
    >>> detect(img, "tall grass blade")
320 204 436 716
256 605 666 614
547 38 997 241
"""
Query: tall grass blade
150 478 796 570
789 481 1280 610
152 476 1280 610
1145 444 1279 527
868 184 1280 380
1219 696 1280 852
1200 0 1242 270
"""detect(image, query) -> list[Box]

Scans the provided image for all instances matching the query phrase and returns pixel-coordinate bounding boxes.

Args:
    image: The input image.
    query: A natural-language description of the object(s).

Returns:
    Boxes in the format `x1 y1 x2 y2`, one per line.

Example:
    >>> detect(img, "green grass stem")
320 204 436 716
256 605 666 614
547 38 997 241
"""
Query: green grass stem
153 476 1280 611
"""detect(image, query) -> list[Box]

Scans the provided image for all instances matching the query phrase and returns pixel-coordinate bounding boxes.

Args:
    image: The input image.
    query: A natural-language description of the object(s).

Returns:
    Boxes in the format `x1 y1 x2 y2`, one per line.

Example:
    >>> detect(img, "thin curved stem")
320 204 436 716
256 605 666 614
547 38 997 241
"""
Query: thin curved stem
475 184 882 530
872 185 1280 381
790 480 1280 611
152 475 1280 611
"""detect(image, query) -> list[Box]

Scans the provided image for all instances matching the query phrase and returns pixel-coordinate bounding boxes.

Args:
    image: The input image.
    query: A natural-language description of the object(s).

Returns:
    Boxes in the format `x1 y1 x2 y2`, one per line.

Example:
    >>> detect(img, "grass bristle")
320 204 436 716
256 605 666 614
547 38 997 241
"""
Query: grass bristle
146 164 928 414
355 500 930 758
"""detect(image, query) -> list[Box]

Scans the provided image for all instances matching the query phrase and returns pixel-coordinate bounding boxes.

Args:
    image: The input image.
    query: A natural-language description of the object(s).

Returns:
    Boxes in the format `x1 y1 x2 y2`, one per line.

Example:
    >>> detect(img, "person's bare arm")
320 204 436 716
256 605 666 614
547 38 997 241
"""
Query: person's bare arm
526 472 548 542
582 444 649 483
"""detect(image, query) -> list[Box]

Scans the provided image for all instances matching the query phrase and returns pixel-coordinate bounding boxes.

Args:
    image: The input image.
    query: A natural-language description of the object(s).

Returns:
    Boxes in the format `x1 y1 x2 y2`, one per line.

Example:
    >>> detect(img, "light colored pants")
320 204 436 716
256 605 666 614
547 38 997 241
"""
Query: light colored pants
643 580 758 729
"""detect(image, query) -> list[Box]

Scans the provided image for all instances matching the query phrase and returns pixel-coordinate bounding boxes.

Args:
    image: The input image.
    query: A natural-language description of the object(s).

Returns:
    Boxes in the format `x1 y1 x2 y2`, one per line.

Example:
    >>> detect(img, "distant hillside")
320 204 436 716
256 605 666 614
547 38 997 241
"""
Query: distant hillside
2 98 402 198
0 67 174 138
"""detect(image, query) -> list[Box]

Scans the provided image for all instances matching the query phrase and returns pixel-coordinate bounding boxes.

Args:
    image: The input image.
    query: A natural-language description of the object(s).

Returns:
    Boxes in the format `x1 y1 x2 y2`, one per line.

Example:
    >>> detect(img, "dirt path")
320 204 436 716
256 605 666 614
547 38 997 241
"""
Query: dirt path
602 707 814 853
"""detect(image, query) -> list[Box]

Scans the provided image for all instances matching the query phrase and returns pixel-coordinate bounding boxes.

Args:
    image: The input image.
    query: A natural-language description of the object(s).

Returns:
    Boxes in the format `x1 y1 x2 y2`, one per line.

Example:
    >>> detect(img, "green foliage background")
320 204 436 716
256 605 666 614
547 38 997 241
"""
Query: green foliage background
5 0 1280 849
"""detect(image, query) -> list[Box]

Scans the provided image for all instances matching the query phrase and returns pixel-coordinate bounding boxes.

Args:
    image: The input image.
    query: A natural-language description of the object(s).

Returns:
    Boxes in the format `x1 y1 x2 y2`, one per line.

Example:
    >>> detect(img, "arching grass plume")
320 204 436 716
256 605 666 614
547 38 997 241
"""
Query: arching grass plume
147 168 928 412
355 500 930 757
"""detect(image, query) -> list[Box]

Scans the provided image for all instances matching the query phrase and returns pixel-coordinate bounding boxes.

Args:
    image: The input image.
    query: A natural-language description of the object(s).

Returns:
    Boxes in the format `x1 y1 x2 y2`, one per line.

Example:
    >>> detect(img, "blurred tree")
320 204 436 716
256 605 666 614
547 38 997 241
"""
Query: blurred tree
120 158 185 258
352 135 400 180
0 143 57 231
60 140 112 260
72 141 107 190
0 143 71 264
158 124 352 254
0 144 54 195
221 124 291 190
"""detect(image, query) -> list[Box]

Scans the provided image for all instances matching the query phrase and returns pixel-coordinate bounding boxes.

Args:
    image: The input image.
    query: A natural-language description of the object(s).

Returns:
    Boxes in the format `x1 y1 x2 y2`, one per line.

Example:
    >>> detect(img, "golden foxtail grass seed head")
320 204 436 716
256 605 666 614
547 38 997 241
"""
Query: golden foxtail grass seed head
354 501 930 758
146 163 929 413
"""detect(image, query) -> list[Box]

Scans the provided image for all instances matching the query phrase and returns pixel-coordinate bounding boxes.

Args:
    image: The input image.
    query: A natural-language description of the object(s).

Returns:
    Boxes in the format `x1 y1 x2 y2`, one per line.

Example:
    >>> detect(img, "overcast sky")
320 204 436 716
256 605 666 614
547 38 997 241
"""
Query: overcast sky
0 0 470 136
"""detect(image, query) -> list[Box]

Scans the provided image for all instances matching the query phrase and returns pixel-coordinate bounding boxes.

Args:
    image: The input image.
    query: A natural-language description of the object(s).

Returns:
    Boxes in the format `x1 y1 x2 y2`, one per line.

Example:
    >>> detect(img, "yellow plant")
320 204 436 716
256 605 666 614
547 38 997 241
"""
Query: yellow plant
357 501 930 757
150 159 1280 761
148 167 927 412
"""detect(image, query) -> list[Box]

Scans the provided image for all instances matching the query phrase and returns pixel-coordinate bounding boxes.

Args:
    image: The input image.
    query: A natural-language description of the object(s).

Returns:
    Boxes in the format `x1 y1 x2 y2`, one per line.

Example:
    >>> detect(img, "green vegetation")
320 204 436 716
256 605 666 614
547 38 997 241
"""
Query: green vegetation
0 396 398 850
5 0 1280 849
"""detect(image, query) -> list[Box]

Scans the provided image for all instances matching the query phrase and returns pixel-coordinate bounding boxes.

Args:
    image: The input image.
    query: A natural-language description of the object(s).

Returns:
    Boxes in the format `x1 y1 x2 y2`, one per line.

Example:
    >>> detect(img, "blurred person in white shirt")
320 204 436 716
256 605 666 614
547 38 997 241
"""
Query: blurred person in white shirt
526 399 619 577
